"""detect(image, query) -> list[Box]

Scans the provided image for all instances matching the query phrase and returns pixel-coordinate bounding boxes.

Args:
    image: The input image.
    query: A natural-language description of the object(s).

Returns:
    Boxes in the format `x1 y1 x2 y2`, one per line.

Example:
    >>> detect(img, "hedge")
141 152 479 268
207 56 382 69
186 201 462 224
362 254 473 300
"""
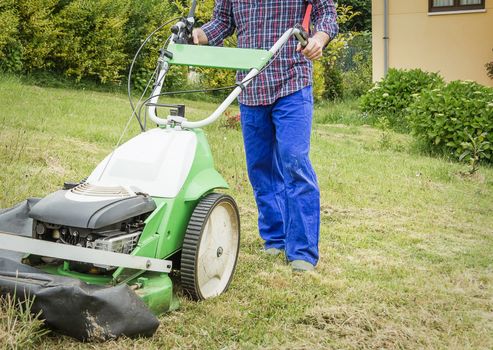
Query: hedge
409 80 493 164
0 0 184 86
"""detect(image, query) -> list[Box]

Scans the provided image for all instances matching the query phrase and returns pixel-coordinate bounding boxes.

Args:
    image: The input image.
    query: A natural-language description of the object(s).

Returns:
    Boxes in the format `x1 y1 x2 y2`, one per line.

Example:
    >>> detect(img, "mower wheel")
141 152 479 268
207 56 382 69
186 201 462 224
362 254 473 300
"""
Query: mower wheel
181 193 240 300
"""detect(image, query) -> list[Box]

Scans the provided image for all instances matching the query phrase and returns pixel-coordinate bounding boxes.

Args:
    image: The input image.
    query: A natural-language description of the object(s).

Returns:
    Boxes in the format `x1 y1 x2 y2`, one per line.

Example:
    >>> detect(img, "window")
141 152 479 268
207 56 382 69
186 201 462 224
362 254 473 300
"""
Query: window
429 0 485 12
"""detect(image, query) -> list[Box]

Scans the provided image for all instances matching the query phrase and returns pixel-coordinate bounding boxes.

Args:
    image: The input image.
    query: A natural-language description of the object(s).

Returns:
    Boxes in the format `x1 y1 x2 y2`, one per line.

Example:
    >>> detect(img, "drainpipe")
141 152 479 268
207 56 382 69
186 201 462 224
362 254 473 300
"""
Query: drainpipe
383 0 389 75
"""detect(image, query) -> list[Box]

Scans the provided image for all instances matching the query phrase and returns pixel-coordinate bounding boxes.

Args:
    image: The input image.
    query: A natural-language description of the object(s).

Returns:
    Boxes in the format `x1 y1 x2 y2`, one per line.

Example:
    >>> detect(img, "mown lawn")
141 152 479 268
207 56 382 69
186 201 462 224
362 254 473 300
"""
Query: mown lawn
0 75 492 349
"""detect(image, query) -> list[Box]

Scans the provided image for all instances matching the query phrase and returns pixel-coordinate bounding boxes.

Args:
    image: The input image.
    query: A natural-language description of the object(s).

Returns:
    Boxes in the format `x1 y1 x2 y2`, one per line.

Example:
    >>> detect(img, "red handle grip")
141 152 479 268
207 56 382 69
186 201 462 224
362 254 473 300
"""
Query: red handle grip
302 3 312 31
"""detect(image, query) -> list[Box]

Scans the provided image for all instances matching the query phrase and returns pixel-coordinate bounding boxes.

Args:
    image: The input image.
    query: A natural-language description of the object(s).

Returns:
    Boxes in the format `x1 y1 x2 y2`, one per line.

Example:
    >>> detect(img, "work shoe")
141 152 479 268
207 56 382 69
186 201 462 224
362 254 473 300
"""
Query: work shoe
262 248 283 256
290 260 315 273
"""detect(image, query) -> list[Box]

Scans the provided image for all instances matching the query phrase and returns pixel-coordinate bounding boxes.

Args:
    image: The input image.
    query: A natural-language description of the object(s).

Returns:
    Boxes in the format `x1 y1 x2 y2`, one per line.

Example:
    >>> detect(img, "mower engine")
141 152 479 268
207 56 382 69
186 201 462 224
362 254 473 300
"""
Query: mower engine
33 216 145 253
29 182 157 271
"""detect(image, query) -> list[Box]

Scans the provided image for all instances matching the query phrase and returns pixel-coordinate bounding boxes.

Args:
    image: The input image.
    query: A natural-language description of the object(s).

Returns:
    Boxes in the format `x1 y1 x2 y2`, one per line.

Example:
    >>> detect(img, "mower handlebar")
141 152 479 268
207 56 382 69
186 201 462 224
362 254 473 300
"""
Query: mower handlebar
148 27 302 129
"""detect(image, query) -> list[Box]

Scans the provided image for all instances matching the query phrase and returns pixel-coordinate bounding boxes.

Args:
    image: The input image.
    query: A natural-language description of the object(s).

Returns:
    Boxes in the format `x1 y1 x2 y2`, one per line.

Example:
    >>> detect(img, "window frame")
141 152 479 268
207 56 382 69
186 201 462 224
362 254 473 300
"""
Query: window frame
428 0 486 12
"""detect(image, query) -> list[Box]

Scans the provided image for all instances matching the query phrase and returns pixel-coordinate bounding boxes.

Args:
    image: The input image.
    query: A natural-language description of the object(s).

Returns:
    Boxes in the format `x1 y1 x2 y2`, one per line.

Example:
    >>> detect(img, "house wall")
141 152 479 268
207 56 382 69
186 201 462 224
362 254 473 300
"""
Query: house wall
372 0 493 87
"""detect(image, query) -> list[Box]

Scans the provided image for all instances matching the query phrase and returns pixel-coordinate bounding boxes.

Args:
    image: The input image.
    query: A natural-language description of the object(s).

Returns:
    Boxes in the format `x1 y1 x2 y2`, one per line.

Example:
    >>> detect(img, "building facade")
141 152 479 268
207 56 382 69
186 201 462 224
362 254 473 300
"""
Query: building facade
372 0 493 87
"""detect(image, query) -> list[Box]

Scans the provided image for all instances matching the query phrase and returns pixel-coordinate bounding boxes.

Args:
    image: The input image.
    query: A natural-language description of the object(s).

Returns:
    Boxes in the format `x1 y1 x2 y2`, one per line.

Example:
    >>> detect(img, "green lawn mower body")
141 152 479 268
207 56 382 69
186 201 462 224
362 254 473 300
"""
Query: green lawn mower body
24 127 233 314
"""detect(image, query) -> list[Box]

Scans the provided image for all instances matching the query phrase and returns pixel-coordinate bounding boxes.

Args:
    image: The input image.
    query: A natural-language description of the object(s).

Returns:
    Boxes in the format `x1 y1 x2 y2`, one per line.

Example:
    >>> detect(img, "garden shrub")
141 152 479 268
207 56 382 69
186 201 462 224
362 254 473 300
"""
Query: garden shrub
338 0 371 32
0 0 372 97
312 4 360 101
198 68 235 97
408 80 493 164
0 0 189 86
341 32 372 99
125 0 186 92
342 58 371 99
323 65 344 100
360 68 445 132
53 0 130 83
317 30 372 101
312 60 325 101
0 1 18 54
0 1 22 73
0 44 23 74
17 0 59 71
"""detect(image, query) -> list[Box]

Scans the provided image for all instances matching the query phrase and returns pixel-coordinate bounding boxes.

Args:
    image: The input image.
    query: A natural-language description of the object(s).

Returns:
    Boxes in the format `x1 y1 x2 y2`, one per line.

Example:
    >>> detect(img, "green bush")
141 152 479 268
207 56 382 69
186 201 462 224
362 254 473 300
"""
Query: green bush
0 1 18 54
323 65 344 100
317 31 372 101
126 0 185 91
53 0 130 83
17 0 59 71
409 80 493 164
313 60 325 101
341 32 372 99
310 4 362 101
0 44 23 73
0 0 371 96
0 1 22 73
360 68 445 132
342 60 371 99
0 0 183 85
338 0 371 32
342 52 372 99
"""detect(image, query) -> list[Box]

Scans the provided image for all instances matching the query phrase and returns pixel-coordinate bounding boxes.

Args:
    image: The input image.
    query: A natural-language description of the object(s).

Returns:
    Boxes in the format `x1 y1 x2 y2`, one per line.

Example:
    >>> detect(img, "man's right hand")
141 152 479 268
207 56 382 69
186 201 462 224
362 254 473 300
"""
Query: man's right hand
192 28 209 45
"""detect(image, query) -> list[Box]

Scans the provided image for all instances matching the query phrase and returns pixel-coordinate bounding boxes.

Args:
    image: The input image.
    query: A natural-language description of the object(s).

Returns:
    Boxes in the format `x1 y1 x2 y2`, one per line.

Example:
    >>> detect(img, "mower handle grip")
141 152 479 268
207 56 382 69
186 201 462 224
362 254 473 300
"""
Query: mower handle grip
293 24 309 48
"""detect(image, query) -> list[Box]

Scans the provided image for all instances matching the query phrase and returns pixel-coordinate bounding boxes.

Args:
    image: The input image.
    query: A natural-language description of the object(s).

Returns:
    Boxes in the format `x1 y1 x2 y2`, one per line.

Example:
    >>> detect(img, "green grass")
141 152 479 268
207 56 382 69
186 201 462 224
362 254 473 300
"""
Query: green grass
1 75 492 349
0 295 48 350
314 98 367 125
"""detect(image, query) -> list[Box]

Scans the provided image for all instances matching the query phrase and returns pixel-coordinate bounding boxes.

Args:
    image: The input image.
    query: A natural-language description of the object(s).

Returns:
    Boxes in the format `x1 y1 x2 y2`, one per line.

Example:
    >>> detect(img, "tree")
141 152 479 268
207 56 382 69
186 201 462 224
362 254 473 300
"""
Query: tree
337 0 371 32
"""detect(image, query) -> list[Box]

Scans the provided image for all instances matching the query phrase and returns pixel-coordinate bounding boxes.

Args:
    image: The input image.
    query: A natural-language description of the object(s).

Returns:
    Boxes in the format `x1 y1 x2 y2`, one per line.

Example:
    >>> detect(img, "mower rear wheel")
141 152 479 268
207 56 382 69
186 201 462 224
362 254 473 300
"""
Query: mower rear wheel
181 193 240 300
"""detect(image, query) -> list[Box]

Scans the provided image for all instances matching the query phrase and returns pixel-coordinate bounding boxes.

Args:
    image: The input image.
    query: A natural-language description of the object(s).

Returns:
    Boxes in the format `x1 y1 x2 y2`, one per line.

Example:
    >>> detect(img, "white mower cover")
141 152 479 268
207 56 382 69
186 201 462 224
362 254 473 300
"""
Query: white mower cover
88 128 197 198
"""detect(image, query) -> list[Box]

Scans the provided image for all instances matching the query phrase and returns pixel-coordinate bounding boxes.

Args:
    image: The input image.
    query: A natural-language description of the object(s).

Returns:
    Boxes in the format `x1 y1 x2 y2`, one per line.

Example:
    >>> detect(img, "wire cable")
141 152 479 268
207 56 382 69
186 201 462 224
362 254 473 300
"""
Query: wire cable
127 16 181 130
97 65 160 181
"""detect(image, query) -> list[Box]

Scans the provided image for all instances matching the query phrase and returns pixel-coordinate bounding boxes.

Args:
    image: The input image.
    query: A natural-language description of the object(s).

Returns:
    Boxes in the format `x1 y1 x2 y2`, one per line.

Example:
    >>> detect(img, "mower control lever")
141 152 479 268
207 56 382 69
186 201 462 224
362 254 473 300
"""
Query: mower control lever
171 17 195 45
150 103 185 119
294 24 309 48
171 0 198 44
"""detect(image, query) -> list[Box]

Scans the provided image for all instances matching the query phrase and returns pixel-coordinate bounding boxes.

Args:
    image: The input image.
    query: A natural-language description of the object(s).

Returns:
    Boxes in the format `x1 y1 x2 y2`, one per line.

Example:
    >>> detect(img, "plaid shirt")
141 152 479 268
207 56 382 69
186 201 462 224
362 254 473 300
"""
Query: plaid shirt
202 0 338 106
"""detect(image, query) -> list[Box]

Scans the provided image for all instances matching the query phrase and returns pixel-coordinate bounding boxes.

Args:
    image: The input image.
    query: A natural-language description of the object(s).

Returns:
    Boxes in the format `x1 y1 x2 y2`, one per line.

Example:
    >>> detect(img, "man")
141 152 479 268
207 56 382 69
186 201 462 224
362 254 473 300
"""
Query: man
193 1 338 272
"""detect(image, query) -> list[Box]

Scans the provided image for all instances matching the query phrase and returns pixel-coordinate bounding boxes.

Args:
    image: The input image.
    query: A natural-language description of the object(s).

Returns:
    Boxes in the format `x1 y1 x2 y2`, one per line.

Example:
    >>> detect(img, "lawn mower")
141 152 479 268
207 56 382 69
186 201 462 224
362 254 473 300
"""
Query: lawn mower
0 0 311 341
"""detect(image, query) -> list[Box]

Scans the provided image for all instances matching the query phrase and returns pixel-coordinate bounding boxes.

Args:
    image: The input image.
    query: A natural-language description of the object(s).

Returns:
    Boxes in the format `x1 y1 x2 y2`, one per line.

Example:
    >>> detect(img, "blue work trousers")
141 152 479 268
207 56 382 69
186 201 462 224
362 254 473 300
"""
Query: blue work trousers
239 86 320 265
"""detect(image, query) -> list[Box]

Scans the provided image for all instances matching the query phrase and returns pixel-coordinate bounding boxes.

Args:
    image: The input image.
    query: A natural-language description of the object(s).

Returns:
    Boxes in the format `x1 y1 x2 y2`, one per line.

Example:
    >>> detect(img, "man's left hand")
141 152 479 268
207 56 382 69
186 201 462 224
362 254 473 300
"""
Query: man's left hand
297 32 330 61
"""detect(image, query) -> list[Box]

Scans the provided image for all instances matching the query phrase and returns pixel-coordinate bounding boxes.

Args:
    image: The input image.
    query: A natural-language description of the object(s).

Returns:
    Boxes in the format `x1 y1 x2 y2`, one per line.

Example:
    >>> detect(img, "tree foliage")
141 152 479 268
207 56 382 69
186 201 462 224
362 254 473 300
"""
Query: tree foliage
0 0 370 97
0 0 21 73
338 0 371 32
0 0 183 84
314 4 363 100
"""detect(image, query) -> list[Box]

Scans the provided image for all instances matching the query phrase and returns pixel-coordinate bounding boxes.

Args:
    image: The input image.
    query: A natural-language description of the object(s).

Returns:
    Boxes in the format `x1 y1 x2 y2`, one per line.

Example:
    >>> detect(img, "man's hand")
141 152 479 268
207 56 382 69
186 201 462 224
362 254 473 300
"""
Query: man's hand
192 28 209 45
296 31 330 61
